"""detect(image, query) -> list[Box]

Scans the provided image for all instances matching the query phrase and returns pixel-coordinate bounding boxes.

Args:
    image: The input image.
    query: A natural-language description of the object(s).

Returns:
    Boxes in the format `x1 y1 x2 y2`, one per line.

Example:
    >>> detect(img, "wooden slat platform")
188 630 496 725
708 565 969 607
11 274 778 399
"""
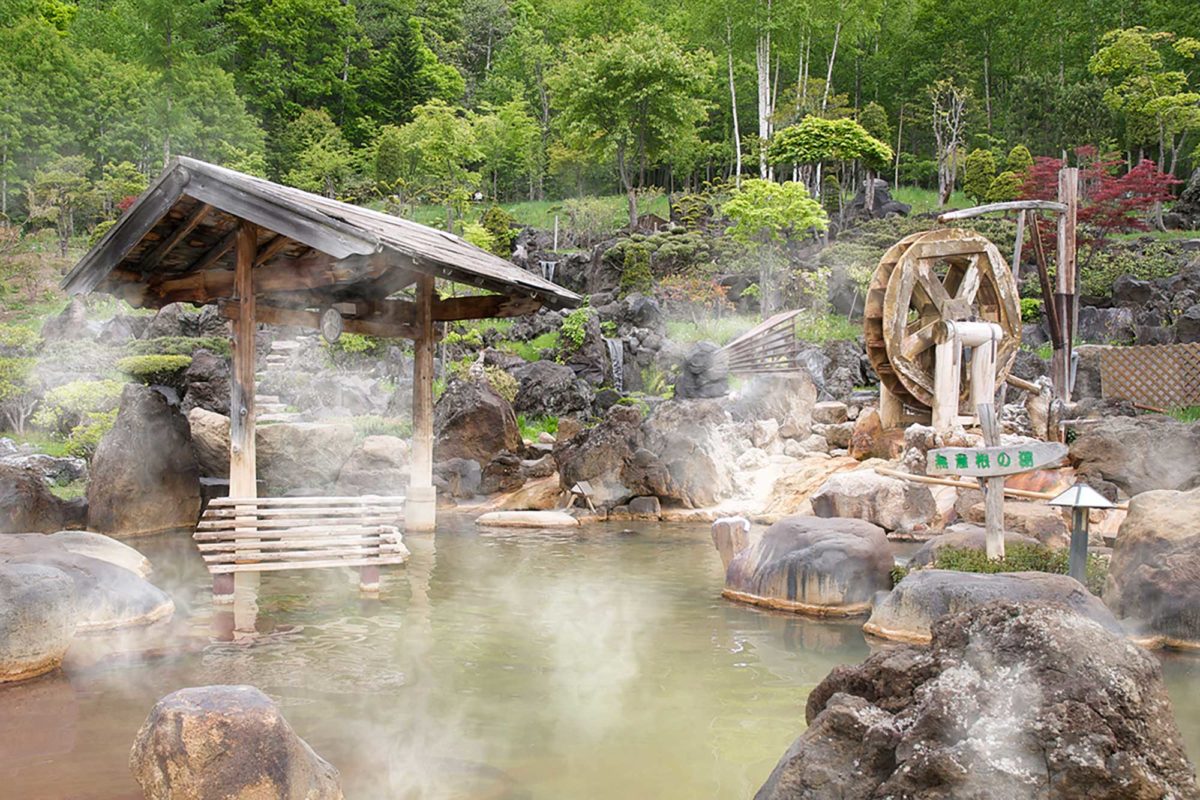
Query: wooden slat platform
195 495 409 576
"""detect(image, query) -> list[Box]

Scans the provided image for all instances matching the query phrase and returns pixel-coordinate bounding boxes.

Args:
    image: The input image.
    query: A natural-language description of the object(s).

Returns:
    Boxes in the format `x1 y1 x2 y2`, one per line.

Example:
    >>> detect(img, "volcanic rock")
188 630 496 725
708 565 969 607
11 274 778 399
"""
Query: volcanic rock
721 515 893 616
758 602 1199 800
129 685 343 800
0 563 76 683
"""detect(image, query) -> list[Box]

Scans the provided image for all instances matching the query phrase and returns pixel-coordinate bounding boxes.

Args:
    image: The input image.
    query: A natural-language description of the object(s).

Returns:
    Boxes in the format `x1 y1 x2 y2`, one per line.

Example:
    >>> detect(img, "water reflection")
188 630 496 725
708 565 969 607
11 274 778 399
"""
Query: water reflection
3 518 1198 800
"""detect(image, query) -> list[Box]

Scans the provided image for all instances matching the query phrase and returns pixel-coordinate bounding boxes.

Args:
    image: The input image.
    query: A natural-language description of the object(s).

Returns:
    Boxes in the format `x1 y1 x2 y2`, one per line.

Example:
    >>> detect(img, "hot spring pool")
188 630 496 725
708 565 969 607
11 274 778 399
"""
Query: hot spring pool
2 518 1198 799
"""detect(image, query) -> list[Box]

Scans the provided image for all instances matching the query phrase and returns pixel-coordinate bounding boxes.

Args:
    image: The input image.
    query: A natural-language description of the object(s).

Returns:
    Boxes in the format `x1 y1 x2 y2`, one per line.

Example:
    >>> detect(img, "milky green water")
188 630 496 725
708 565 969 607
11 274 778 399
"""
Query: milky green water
1 518 1197 799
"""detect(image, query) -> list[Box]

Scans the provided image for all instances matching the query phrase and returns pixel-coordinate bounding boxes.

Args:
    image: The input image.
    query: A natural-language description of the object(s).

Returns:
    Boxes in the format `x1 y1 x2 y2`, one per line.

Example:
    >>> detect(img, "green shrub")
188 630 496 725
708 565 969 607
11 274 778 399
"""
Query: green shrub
32 379 123 437
619 241 653 296
930 542 1107 596
1006 144 1034 174
462 221 498 253
64 409 116 459
39 339 121 376
0 356 39 432
560 305 591 354
963 148 997 204
484 365 518 403
480 205 518 255
1020 297 1043 322
986 170 1023 202
116 354 192 385
0 324 40 356
125 336 231 358
1080 241 1179 298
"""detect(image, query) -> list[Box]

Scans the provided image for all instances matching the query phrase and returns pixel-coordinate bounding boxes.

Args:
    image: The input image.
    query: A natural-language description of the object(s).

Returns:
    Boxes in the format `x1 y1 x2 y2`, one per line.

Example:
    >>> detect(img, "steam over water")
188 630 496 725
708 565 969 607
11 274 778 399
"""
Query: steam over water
2 518 1198 799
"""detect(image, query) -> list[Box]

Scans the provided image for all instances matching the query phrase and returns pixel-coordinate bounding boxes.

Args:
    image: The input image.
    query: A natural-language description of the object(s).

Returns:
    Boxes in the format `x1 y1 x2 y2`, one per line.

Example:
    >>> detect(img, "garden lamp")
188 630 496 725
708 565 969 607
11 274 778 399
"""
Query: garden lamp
1048 483 1115 586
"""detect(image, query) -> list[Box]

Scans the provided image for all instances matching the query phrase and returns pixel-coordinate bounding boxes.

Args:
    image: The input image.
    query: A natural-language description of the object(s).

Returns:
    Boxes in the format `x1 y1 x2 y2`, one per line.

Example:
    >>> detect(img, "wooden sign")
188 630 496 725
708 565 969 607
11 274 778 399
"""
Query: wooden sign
926 442 1067 478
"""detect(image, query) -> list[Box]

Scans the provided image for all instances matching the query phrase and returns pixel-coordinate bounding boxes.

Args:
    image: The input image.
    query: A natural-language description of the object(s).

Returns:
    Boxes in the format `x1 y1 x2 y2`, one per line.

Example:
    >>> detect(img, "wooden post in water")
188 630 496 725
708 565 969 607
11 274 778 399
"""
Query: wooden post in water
407 273 437 532
217 221 258 601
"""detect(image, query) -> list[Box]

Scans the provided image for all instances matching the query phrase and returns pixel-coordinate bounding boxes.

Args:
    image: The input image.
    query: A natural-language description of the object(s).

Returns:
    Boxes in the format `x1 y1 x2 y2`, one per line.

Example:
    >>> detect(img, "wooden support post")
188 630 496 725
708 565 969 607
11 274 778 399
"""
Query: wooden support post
932 337 960 434
879 383 902 429
407 273 437 532
1011 209 1025 286
977 403 1006 560
219 221 258 603
1055 167 1078 402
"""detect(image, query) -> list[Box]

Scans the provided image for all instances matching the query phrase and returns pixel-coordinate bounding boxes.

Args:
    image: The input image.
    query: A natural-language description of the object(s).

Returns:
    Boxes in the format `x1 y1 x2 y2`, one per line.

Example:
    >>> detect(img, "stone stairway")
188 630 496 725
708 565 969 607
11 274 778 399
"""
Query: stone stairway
255 339 303 423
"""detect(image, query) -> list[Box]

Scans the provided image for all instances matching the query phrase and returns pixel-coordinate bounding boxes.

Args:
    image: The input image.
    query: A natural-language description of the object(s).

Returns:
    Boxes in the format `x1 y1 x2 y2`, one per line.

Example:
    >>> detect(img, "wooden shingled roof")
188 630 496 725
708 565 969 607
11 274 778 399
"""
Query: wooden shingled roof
62 157 580 335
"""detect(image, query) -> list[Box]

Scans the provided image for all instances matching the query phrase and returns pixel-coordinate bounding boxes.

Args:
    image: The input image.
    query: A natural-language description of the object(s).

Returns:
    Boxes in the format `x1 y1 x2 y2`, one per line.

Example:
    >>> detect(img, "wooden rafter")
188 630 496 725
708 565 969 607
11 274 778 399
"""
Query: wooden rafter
138 202 212 272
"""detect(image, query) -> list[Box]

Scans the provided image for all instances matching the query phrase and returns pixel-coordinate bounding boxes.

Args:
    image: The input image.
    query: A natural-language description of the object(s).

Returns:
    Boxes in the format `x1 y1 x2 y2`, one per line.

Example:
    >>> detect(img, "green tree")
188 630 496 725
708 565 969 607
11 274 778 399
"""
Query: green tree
355 15 465 130
97 161 147 219
472 100 540 200
549 24 716 228
986 170 1022 202
1006 143 1034 173
768 116 892 202
1089 26 1200 176
720 179 827 314
963 148 997 203
280 109 357 198
28 155 98 255
386 99 481 230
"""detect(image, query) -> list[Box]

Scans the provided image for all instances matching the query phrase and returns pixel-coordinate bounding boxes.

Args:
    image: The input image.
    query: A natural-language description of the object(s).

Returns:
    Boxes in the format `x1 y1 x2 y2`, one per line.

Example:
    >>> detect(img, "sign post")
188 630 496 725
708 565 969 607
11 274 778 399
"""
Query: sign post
928 438 1068 559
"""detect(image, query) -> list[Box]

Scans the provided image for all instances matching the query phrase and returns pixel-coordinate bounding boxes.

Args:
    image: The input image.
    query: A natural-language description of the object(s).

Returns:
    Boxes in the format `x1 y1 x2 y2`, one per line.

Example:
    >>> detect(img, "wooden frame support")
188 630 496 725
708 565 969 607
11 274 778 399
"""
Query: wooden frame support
407 273 437 532
217 221 259 602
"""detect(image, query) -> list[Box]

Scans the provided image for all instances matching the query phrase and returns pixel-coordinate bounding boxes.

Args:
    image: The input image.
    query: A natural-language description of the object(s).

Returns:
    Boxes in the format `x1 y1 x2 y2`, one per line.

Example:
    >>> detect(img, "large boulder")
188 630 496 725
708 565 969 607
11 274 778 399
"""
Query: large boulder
0 563 76 683
39 297 89 342
760 456 862 518
257 422 356 494
1104 485 1200 649
88 385 201 537
511 360 594 419
641 399 736 508
1076 306 1136 344
180 349 231 415
433 378 521 465
0 543 173 632
811 470 938 534
48 530 152 577
0 464 80 533
555 404 646 507
0 452 87 486
720 515 893 616
864 568 1120 644
129 685 343 800
1178 303 1200 343
758 602 1199 800
673 341 729 399
335 435 408 495
1070 416 1200 496
187 408 230 478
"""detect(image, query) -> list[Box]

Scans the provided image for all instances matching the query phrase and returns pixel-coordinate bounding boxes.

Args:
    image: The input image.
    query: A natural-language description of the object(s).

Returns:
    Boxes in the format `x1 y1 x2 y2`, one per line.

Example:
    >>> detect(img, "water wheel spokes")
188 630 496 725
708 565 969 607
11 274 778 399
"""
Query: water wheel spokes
864 229 1021 412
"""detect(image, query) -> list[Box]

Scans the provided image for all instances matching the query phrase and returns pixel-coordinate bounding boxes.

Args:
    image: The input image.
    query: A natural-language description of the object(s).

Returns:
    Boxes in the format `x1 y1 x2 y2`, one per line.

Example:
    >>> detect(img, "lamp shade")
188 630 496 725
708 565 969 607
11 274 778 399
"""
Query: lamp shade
1047 483 1115 510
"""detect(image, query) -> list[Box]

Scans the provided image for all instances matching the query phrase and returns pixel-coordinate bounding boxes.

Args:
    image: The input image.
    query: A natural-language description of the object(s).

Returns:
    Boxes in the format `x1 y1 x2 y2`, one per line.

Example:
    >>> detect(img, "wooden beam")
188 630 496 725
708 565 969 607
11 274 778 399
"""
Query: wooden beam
219 301 420 340
254 234 292 266
936 200 1068 222
432 293 542 321
191 227 240 275
138 202 212 272
149 251 392 304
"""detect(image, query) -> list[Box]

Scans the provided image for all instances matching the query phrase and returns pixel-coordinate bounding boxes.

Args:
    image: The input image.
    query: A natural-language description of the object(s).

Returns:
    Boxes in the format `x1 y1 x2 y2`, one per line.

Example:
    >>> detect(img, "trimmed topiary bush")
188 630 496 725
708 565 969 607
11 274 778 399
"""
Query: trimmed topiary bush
124 336 231 358
986 170 1024 202
116 355 193 386
963 148 997 204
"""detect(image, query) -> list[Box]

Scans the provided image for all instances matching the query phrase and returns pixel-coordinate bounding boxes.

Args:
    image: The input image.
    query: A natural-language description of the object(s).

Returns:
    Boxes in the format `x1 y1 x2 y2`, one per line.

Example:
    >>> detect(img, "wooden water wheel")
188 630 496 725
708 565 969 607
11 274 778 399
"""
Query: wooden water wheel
863 228 1021 411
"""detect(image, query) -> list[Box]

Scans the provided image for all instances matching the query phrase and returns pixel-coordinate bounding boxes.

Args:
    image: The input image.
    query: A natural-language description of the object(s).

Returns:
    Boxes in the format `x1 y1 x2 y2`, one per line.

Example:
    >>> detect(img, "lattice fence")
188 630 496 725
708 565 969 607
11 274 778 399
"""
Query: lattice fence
1099 344 1200 409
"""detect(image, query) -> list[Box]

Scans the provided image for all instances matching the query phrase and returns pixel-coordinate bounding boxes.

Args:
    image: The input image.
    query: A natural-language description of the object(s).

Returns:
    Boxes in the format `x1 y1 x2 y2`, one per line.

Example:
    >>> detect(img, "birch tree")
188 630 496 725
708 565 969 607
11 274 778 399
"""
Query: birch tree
929 78 970 206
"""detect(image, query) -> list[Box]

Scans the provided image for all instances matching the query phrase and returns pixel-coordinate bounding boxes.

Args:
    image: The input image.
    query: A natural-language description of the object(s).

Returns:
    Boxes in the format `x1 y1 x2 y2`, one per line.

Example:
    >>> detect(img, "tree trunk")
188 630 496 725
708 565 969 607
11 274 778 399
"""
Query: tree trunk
756 30 771 178
822 22 841 113
727 20 743 187
894 103 903 188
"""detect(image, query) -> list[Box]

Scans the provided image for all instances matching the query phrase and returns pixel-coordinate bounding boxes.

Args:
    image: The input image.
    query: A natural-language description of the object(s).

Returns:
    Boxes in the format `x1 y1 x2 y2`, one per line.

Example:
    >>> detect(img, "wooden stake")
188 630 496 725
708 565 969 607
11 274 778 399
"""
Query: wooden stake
1056 167 1078 402
407 273 437 532
977 402 1006 560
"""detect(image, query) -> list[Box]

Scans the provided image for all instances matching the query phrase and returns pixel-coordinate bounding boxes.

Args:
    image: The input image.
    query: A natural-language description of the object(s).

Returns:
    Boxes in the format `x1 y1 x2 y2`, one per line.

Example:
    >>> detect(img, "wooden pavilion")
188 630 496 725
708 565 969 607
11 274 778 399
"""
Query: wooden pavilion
63 157 581 548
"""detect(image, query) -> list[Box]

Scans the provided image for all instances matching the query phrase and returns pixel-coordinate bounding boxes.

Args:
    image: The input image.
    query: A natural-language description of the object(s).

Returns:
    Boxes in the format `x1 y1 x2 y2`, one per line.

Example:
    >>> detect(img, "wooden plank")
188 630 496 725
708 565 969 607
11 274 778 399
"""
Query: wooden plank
913 239 986 258
936 200 1067 222
197 536 395 552
220 302 419 340
156 250 392 303
207 495 404 507
209 555 409 574
189 226 240 276
138 201 212 272
926 441 1068 478
197 518 400 532
203 546 403 563
195 527 401 541
202 506 403 519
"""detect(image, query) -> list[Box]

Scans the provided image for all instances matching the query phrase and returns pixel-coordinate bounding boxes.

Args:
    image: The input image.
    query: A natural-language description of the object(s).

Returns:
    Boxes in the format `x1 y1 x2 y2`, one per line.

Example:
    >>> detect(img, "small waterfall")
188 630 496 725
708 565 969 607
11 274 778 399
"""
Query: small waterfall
539 260 558 282
604 337 624 393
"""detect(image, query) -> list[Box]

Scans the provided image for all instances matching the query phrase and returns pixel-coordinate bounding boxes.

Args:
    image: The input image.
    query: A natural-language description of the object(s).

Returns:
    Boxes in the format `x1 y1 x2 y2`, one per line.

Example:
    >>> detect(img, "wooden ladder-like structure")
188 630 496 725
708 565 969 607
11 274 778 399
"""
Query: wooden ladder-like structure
194 495 409 591
719 310 804 375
